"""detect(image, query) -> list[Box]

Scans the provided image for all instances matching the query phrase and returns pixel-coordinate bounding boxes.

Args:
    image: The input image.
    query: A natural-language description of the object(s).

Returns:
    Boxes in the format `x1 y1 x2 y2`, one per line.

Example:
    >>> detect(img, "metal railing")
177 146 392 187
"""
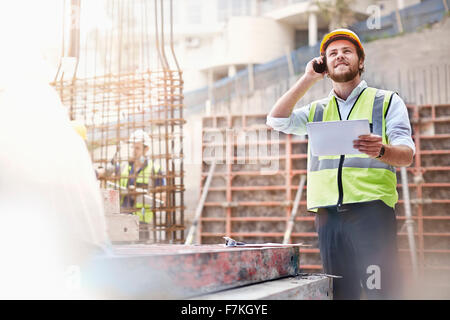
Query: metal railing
185 0 450 113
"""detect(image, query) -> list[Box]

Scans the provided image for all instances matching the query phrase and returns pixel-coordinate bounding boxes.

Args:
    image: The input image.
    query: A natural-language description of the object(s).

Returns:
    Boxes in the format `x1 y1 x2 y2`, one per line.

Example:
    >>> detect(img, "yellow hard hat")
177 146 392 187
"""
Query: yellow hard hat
320 28 364 55
71 120 87 141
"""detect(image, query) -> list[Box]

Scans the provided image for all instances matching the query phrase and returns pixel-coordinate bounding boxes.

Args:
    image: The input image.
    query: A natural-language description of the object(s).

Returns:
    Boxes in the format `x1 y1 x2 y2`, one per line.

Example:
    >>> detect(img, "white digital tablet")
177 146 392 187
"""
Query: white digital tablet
306 119 370 156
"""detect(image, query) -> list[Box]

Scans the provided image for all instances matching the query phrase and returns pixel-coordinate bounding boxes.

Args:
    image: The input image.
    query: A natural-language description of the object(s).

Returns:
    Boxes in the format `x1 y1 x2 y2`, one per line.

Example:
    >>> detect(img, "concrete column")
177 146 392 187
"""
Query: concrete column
250 0 259 16
285 46 294 78
308 12 318 47
228 65 237 78
248 64 254 93
207 69 214 106
395 0 404 33
68 0 81 58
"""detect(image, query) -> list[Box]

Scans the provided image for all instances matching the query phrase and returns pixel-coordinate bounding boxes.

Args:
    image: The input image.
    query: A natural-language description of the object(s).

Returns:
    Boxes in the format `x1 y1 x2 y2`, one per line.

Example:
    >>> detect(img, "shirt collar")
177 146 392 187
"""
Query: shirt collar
328 80 367 102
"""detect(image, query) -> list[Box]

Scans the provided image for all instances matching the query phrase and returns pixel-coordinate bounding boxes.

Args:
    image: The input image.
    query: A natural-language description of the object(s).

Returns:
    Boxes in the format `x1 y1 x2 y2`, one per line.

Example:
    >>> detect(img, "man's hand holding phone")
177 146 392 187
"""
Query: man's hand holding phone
268 55 327 118
305 56 327 82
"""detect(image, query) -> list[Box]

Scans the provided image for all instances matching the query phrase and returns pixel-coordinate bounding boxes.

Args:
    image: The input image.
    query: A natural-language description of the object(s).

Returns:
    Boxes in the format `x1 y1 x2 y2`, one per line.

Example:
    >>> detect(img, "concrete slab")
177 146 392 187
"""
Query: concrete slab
105 214 139 242
102 189 120 214
193 275 333 300
86 244 300 299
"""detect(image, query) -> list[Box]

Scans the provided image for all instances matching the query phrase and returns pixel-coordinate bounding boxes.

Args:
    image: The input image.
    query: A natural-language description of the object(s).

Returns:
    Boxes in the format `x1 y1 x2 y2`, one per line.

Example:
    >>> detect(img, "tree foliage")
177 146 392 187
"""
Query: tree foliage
313 0 358 31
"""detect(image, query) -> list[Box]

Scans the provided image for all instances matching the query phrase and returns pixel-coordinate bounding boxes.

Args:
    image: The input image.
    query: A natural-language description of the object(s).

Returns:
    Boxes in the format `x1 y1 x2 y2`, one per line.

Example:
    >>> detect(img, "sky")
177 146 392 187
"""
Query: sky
0 1 63 82
0 0 113 84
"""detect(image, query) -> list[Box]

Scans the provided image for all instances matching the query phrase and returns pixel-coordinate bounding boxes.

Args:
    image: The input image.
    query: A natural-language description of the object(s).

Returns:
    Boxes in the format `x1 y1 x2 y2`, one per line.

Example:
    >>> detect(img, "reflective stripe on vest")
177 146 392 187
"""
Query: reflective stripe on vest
120 161 160 223
306 87 398 211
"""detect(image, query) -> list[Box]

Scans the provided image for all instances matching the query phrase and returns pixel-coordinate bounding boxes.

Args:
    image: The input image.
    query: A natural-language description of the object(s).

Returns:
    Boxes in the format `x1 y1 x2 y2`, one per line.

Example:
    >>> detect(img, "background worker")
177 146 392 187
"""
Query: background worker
119 129 166 239
267 29 415 299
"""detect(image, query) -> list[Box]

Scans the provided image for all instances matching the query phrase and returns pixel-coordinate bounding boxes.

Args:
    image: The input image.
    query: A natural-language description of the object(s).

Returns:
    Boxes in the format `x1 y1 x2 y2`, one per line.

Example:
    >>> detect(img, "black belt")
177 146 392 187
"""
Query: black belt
323 201 381 213
316 204 352 213
336 203 352 212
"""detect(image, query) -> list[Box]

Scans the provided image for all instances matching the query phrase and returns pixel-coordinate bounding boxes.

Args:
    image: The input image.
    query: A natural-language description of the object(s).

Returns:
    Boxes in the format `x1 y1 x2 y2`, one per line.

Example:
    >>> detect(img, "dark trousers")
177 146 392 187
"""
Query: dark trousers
315 200 402 300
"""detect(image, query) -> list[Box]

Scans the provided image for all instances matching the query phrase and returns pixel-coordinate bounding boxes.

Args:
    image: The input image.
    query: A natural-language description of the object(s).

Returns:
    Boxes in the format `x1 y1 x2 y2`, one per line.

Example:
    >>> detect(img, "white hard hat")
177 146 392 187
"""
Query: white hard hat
129 129 151 147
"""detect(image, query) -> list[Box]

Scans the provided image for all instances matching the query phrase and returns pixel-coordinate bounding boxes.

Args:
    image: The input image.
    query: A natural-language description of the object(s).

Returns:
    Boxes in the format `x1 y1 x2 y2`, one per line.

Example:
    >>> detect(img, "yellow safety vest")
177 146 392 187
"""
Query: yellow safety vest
306 87 398 212
119 161 160 223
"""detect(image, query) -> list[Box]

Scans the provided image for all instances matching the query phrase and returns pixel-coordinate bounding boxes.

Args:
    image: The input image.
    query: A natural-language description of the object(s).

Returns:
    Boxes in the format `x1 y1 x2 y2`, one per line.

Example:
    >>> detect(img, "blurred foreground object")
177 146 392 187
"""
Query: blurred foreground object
0 60 110 300
71 120 88 141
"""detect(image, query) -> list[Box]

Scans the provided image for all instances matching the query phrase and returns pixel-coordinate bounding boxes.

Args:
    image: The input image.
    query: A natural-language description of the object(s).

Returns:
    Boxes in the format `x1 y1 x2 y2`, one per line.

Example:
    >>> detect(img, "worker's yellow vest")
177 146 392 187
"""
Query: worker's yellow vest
306 87 398 212
119 161 160 223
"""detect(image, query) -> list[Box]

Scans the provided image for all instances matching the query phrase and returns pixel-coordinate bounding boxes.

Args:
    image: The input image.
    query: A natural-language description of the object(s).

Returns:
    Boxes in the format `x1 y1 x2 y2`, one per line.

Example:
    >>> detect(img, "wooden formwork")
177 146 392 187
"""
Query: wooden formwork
402 103 450 291
200 114 318 269
199 108 450 289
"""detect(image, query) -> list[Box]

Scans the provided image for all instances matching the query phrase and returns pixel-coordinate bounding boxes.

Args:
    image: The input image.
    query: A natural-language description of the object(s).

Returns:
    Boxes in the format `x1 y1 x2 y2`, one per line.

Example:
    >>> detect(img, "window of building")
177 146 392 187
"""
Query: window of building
187 0 202 24
217 0 252 23
231 0 251 16
218 0 229 22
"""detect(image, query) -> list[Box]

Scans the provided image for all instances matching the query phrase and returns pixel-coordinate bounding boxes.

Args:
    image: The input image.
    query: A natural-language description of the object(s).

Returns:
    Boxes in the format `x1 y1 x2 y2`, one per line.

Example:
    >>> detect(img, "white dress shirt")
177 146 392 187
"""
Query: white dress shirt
266 80 416 154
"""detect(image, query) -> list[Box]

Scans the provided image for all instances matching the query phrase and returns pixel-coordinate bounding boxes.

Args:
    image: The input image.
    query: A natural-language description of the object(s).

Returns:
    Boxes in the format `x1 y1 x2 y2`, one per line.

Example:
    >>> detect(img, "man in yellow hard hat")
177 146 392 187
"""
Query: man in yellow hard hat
267 29 415 299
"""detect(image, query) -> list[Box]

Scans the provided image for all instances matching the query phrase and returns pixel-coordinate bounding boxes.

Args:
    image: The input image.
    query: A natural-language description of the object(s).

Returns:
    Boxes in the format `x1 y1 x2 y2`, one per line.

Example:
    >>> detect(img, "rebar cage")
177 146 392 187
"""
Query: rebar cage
52 0 185 243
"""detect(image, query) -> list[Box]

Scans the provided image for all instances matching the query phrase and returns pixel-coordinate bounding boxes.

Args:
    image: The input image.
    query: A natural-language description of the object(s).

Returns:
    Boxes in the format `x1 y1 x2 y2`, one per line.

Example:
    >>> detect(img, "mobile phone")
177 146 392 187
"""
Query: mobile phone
313 55 327 74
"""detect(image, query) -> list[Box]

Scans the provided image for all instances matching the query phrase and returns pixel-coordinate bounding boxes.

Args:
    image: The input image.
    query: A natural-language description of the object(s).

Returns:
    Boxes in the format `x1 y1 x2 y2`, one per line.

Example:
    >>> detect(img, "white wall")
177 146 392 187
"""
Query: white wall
375 0 422 16
176 16 294 91
225 16 295 65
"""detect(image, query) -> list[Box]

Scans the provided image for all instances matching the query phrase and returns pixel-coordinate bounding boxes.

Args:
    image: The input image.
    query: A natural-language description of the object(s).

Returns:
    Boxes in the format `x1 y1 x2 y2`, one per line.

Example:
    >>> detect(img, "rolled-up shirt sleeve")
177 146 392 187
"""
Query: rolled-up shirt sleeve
386 94 416 155
266 104 311 136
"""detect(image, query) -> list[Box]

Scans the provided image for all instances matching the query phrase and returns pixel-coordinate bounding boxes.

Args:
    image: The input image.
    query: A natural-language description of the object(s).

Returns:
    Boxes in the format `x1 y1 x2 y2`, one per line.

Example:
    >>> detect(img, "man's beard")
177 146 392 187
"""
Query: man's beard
327 62 359 83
